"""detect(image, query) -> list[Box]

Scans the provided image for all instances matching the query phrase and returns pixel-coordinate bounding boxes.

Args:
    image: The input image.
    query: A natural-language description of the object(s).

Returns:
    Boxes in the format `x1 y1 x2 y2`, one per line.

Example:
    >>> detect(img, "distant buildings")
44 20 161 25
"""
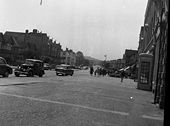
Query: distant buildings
109 49 138 71
115 59 125 70
123 49 138 67
60 48 76 65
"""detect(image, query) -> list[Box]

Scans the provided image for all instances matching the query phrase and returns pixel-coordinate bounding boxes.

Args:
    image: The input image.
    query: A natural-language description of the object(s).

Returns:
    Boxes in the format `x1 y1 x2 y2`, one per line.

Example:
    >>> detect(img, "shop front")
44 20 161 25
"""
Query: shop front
137 53 153 91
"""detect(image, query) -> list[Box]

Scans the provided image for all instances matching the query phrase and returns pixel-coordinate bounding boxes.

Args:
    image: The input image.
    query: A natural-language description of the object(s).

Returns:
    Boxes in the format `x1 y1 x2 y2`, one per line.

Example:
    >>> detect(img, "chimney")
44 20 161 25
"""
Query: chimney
25 29 29 33
33 29 37 34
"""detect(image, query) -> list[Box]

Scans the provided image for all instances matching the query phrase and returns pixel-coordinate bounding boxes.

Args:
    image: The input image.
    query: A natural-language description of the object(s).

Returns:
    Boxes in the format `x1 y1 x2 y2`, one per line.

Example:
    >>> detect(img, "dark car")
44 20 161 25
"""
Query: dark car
14 59 45 77
55 64 74 76
0 57 13 77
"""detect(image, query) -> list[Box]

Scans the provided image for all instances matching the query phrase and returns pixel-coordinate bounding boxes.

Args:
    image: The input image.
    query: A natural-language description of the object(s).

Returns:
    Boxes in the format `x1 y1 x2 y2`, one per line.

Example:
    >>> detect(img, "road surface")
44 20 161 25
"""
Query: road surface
0 70 164 126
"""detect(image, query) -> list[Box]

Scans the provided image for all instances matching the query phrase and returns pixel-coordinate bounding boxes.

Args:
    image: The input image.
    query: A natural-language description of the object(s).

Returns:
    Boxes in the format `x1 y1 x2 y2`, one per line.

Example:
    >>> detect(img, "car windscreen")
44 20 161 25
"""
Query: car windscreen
25 60 34 65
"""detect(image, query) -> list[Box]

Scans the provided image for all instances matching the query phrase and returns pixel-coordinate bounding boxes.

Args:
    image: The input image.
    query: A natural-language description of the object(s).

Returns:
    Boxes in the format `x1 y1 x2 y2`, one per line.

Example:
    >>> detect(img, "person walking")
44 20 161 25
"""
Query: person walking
90 66 94 76
94 68 97 76
120 70 125 82
95 67 100 77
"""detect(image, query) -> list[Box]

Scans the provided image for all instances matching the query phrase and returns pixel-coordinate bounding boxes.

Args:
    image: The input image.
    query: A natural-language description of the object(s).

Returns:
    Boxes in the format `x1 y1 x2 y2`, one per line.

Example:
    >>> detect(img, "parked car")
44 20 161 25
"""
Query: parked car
14 59 45 77
0 57 13 77
55 64 74 76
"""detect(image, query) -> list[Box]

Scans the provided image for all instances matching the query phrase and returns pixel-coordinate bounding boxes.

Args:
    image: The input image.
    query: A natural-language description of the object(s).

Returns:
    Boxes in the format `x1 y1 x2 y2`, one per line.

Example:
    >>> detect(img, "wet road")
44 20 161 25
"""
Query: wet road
0 70 164 126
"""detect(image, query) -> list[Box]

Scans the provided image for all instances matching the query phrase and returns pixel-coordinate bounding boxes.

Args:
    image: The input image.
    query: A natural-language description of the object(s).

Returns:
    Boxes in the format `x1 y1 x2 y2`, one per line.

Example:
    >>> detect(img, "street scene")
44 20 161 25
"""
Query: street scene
0 69 164 126
0 0 168 125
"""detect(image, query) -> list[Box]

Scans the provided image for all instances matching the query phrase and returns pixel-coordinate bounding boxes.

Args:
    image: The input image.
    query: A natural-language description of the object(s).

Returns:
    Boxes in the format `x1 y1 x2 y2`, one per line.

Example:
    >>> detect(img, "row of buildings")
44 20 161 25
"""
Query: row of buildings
137 0 168 109
109 0 168 109
0 29 76 66
108 49 138 78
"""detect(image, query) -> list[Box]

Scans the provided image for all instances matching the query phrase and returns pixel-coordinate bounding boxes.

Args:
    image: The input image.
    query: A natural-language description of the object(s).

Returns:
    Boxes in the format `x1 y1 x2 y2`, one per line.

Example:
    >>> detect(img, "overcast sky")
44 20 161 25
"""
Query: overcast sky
0 0 148 60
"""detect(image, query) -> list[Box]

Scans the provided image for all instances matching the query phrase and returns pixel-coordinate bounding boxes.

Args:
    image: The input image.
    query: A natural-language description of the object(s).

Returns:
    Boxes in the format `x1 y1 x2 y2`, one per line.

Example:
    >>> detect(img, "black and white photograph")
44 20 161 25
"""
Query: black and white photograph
0 0 168 125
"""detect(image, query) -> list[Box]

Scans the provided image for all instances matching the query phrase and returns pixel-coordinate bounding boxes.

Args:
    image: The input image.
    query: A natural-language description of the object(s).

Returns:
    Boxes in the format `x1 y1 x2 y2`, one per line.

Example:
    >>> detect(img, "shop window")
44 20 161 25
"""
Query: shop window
140 61 150 84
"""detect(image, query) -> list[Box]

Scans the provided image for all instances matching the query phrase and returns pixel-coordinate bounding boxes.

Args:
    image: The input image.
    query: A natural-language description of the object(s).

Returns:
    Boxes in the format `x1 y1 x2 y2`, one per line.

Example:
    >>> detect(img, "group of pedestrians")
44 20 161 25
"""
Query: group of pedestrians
90 66 107 77
90 65 126 82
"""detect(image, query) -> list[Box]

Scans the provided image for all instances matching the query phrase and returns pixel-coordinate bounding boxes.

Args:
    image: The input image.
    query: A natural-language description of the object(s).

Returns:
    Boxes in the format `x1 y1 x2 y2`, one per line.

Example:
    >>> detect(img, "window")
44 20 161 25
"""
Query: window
140 61 150 84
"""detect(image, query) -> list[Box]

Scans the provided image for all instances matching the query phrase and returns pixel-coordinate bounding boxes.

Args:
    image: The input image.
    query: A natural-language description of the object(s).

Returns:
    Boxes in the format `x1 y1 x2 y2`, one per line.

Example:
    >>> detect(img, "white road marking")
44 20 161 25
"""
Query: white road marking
0 92 129 116
0 81 44 86
142 115 164 121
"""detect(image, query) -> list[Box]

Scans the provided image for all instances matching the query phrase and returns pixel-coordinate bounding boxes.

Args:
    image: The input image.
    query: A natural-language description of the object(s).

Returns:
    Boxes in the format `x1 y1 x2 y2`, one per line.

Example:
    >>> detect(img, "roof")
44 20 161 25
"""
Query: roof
26 59 43 62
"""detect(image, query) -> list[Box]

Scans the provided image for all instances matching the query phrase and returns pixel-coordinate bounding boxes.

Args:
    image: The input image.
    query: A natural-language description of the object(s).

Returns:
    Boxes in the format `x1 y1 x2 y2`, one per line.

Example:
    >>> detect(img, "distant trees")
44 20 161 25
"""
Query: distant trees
76 51 89 66
83 59 90 66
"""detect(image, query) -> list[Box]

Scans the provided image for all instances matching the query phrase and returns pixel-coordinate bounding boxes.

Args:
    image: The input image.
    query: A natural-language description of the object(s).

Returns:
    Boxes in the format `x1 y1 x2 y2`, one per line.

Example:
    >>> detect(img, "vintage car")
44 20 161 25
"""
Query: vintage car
0 57 13 77
14 59 45 77
55 64 74 76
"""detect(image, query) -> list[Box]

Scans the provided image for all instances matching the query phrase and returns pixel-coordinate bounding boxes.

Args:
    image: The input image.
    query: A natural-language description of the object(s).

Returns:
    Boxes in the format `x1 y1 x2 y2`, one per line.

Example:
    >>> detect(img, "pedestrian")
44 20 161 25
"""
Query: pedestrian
95 67 100 77
101 68 104 76
120 70 125 82
103 68 107 76
90 66 94 76
94 68 97 76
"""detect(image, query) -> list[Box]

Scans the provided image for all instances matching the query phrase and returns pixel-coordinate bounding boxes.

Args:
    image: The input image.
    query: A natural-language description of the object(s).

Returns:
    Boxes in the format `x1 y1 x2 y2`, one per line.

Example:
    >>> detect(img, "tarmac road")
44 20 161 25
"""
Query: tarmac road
0 70 164 126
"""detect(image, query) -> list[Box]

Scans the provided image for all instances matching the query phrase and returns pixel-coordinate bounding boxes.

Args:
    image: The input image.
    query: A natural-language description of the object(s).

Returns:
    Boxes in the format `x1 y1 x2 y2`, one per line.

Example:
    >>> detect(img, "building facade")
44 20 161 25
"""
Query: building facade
60 48 76 66
123 49 138 67
137 0 168 109
115 59 125 70
0 33 13 64
3 29 62 65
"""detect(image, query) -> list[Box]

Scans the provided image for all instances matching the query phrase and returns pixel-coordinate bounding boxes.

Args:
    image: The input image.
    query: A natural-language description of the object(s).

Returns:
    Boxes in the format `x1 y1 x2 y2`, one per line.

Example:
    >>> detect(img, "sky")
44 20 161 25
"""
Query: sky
0 0 148 60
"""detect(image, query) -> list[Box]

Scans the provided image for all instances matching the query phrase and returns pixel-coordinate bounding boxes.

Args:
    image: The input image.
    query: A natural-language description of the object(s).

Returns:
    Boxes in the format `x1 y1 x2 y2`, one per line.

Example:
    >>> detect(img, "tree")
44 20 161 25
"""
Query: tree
83 59 90 66
76 51 85 66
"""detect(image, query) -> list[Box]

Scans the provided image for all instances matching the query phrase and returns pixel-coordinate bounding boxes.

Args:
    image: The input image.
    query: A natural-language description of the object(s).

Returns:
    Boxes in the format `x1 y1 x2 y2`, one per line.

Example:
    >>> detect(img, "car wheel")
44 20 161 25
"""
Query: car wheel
3 71 9 77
